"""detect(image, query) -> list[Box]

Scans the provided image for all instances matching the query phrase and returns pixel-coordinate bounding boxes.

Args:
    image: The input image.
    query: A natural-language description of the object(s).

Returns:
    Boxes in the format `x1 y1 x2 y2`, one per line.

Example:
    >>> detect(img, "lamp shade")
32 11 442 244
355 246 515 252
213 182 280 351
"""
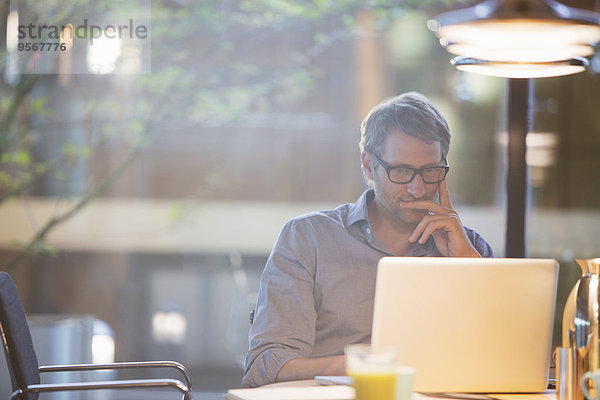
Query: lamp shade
451 55 589 78
428 0 600 77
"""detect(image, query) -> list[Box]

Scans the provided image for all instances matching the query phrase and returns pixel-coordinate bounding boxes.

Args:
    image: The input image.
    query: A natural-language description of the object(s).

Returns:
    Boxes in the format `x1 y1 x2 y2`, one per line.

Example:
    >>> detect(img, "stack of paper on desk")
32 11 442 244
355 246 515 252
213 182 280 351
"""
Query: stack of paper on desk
224 385 354 400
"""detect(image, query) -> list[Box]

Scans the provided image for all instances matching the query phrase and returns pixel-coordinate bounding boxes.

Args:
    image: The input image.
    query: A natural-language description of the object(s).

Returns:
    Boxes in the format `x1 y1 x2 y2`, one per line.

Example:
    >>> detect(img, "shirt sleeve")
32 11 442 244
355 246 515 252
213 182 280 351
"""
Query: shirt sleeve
242 218 318 387
464 227 495 258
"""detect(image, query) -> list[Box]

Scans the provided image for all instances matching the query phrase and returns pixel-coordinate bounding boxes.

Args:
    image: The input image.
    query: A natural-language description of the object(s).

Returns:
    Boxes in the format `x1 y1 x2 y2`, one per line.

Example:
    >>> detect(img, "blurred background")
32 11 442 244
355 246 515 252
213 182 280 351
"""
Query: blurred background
1 0 600 395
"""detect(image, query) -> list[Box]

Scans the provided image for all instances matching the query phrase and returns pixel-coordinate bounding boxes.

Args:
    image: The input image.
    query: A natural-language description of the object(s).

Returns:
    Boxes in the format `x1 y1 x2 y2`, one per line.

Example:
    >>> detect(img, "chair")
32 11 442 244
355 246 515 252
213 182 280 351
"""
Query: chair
0 271 193 400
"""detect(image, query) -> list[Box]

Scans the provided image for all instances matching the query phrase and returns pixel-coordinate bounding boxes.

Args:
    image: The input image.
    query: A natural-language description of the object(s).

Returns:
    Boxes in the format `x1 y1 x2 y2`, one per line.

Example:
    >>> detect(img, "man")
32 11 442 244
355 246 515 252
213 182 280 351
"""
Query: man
242 92 493 387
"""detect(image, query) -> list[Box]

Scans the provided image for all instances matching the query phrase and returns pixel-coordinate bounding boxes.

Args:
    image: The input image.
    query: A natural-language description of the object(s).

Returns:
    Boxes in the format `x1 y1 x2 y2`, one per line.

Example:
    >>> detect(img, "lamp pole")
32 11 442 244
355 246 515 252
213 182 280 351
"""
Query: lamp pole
505 78 532 258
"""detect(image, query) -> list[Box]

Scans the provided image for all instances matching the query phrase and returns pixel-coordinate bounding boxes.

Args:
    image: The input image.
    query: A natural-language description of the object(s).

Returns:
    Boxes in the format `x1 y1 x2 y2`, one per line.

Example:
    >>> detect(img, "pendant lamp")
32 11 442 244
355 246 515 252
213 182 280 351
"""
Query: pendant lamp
451 55 589 78
428 0 600 78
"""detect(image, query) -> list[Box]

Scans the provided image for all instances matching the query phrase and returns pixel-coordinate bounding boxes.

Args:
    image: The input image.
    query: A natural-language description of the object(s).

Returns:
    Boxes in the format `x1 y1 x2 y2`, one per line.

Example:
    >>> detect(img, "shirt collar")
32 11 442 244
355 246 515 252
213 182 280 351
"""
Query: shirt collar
346 188 374 228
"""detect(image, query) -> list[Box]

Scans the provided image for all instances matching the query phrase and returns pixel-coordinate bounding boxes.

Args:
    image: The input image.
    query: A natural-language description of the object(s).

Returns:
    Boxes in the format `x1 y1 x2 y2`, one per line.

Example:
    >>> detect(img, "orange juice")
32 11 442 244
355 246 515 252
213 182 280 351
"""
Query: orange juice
350 372 396 400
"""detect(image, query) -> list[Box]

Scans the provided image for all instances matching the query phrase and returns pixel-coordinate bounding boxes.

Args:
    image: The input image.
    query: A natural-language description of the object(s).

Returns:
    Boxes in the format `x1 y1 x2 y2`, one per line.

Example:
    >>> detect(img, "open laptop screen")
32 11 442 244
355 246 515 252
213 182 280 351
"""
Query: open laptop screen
371 257 558 393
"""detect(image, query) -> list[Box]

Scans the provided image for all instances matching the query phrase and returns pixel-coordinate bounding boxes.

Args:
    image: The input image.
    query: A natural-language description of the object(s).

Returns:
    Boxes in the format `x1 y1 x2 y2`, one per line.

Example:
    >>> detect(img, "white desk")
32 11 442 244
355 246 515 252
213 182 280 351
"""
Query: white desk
225 379 557 400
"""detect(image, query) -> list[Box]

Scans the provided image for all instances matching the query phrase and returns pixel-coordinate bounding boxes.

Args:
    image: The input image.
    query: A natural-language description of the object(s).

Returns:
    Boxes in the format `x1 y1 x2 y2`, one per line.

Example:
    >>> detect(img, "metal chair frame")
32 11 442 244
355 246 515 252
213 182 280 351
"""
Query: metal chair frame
0 272 194 400
6 361 194 400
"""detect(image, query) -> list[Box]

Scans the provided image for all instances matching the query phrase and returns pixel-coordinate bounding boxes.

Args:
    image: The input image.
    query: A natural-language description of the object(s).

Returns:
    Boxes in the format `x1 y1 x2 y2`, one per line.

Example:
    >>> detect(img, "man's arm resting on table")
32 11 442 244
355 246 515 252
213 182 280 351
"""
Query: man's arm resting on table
276 355 346 382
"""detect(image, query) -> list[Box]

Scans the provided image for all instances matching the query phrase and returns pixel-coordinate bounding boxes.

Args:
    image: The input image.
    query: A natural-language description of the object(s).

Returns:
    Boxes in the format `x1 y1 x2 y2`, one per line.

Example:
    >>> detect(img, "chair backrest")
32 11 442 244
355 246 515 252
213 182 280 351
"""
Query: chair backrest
0 272 40 399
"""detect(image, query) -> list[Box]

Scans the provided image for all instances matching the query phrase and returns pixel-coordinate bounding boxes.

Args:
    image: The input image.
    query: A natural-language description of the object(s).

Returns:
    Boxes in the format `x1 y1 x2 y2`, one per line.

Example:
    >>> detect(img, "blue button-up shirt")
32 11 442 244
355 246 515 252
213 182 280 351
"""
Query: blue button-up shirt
243 189 494 387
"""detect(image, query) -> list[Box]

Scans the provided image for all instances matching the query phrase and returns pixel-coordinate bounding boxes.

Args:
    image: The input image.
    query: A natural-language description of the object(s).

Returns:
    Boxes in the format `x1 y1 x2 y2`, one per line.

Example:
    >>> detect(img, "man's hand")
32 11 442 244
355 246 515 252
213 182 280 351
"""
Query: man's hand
401 179 481 257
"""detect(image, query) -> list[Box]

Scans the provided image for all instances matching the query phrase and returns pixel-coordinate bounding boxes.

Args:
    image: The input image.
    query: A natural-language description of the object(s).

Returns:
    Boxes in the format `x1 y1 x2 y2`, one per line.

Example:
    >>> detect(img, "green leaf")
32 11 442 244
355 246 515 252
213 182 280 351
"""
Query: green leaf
80 145 91 158
14 150 31 166
35 163 48 174
1 151 31 166
0 98 11 113
30 97 48 114
0 171 16 190
62 142 77 157
54 170 67 181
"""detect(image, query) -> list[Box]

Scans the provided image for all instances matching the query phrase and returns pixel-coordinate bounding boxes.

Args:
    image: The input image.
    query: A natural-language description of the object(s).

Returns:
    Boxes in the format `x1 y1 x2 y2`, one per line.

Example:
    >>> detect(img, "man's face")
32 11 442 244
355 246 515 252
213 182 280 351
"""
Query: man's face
365 128 444 225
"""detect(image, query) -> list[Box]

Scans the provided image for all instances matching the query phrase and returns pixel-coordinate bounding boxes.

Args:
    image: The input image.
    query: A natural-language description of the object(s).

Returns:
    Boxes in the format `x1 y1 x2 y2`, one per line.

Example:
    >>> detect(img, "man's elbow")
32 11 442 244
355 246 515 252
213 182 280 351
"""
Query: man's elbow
242 360 273 388
242 371 258 388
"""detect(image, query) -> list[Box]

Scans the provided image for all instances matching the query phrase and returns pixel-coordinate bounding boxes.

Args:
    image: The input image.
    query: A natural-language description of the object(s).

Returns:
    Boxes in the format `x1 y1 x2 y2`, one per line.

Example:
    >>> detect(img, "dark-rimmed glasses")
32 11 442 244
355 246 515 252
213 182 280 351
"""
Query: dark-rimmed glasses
370 152 449 184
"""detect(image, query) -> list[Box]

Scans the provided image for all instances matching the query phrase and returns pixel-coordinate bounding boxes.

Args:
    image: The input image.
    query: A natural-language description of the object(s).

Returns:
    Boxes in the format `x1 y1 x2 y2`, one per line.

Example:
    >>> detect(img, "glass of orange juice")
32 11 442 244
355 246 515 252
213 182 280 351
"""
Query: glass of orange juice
345 344 414 400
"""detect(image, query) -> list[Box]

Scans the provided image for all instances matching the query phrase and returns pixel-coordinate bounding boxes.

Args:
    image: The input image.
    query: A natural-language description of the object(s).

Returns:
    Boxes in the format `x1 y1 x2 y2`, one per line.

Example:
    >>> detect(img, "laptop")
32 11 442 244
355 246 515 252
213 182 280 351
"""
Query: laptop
371 257 558 393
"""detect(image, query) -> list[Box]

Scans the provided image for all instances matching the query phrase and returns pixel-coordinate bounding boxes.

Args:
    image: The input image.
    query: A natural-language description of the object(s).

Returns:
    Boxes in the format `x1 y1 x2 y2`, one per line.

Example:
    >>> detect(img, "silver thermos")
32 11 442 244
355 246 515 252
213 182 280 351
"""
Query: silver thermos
558 258 600 400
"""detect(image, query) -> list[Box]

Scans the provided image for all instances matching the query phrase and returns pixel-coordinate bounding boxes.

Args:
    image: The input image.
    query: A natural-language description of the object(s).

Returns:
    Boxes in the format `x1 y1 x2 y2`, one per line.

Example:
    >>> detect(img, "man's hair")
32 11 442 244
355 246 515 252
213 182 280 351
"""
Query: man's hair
359 92 451 160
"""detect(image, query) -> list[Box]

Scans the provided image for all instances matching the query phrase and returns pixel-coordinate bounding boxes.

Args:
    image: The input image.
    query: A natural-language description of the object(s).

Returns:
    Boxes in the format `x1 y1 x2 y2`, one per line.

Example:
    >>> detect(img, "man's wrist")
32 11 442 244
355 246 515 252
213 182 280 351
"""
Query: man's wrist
461 245 482 258
323 355 346 376
276 355 346 383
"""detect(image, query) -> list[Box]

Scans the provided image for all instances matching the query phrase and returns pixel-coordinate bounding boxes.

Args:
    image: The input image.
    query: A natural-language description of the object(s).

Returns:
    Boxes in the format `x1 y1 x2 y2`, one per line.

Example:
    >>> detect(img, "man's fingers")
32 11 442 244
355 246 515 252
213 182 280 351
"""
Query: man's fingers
400 200 447 214
417 222 444 244
400 200 456 218
408 214 455 243
410 219 450 244
438 178 453 209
